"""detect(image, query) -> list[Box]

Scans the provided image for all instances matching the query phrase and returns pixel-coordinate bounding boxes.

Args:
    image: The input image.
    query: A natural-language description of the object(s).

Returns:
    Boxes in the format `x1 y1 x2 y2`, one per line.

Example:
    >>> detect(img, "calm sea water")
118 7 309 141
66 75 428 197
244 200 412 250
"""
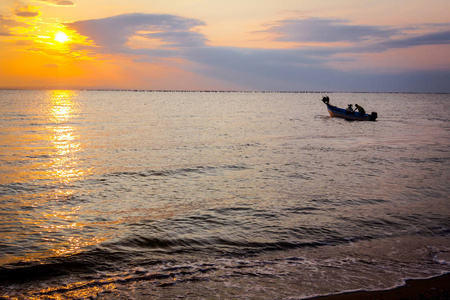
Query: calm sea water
0 90 449 299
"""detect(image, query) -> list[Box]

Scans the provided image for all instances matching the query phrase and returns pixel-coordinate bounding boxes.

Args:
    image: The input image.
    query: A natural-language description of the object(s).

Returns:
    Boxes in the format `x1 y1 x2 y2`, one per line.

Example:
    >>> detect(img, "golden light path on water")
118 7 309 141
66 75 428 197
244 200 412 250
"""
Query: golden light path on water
42 91 104 258
29 90 116 298
47 90 83 185
0 90 119 299
0 91 102 266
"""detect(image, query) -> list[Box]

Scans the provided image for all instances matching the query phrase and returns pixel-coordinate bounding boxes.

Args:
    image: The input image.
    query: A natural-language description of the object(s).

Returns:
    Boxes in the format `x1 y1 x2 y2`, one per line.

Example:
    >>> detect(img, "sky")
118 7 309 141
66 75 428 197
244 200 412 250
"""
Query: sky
0 0 449 92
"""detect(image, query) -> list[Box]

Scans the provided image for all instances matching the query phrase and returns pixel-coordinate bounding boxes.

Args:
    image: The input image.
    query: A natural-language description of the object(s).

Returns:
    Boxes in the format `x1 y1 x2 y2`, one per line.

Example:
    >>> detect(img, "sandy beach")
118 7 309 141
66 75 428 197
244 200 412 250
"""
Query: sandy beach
310 273 450 300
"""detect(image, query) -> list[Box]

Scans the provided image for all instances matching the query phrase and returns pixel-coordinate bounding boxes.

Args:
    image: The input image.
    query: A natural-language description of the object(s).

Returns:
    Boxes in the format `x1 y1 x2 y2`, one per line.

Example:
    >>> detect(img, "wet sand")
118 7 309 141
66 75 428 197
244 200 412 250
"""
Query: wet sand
309 273 450 300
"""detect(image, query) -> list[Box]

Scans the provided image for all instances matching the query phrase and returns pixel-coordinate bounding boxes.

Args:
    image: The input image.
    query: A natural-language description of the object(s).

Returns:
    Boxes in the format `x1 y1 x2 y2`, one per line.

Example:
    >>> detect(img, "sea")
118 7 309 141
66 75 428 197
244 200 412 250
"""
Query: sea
0 90 449 299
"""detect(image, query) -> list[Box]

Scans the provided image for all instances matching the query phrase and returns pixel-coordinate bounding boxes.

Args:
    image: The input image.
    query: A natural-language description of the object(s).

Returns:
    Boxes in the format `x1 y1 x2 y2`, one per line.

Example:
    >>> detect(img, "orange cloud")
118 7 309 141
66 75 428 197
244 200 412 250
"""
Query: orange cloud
44 63 59 68
14 5 41 18
35 0 75 6
0 14 27 36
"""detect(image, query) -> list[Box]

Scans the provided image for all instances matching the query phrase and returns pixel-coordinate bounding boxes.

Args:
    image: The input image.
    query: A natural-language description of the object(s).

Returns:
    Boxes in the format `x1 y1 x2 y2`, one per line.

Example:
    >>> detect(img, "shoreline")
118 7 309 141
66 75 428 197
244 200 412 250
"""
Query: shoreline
307 273 450 300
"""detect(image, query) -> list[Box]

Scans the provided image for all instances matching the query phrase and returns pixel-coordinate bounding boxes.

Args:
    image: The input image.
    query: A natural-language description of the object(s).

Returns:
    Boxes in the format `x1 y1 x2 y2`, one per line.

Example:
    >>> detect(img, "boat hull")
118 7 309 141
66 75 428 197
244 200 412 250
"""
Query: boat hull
326 104 377 121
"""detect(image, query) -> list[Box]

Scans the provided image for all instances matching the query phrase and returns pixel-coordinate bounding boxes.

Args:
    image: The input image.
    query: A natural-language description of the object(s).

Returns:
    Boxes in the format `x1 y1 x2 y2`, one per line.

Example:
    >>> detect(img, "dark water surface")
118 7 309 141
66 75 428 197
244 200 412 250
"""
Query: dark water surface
0 90 449 299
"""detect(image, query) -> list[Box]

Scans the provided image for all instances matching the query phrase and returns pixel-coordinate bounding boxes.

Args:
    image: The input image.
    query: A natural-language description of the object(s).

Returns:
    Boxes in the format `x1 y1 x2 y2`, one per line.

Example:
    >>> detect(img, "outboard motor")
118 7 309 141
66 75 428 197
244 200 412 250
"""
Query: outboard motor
369 112 377 121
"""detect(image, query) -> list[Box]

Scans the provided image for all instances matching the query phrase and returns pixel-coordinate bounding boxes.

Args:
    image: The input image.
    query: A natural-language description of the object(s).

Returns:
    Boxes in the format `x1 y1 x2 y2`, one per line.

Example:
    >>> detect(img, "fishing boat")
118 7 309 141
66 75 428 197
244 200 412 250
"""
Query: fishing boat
322 96 377 121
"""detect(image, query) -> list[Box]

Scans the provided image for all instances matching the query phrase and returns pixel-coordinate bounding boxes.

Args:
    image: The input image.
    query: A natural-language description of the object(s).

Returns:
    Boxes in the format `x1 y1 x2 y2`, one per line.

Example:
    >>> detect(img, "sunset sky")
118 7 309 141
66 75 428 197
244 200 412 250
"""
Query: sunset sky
1 0 449 92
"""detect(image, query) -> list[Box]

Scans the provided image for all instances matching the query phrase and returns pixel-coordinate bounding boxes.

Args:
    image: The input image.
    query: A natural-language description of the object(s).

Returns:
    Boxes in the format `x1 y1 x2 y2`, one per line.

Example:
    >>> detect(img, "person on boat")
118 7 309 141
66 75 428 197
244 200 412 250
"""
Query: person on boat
345 104 354 114
354 104 366 115
322 96 330 104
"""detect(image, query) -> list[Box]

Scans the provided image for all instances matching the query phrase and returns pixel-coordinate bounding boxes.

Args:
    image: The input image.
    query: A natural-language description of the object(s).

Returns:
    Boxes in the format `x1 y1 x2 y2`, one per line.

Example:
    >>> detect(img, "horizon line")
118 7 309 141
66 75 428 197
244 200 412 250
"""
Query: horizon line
0 88 448 95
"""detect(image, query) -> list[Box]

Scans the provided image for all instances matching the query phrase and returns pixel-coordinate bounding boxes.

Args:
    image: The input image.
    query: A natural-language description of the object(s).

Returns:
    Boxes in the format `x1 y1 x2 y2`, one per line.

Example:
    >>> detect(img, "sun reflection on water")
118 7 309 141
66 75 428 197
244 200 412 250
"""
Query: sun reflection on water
42 91 102 259
47 90 85 184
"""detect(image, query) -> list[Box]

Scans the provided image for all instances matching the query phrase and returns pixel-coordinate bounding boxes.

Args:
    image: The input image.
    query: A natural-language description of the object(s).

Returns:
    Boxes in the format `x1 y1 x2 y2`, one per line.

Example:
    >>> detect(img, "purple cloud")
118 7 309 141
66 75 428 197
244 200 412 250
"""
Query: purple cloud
66 13 207 50
266 18 399 43
383 30 450 48
64 13 450 92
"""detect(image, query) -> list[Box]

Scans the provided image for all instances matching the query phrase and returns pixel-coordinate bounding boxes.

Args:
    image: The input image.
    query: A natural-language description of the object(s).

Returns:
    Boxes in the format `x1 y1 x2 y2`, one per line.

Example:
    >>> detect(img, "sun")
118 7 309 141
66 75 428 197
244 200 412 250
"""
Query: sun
54 31 69 43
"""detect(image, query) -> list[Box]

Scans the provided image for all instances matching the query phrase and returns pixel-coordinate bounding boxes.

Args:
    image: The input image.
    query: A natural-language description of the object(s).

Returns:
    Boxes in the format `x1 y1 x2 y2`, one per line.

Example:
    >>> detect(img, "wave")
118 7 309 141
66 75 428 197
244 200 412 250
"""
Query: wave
106 234 334 254
6 244 449 300
106 164 250 178
0 181 50 196
0 229 385 286
0 247 126 283
0 164 250 197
